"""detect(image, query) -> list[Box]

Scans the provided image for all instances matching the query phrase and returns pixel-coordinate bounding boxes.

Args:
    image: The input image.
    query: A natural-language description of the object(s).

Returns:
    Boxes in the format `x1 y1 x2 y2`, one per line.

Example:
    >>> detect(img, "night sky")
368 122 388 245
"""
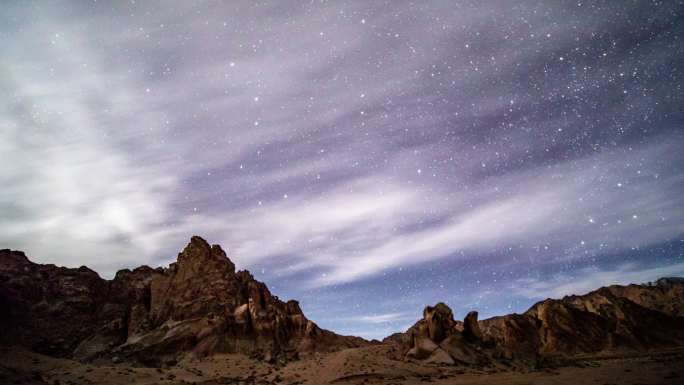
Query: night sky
2 1 684 339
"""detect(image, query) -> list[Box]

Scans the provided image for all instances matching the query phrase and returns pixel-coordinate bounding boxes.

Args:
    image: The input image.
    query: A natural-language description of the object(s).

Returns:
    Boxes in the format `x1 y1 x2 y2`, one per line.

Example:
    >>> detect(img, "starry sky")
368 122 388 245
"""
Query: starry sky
2 1 684 339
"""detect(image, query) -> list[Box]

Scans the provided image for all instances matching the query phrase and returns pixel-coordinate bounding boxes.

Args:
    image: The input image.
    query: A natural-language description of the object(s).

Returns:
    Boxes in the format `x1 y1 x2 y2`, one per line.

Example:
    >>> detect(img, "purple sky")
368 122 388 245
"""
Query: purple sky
2 1 683 339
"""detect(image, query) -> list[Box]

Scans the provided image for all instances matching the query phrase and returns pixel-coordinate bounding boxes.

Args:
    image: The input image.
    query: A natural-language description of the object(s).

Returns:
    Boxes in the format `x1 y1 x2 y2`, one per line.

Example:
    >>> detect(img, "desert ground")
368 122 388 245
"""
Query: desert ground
3 345 683 385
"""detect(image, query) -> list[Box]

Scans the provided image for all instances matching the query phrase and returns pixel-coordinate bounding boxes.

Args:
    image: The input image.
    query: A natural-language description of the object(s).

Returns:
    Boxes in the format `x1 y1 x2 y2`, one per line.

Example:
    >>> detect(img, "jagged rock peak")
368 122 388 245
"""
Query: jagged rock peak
174 235 235 274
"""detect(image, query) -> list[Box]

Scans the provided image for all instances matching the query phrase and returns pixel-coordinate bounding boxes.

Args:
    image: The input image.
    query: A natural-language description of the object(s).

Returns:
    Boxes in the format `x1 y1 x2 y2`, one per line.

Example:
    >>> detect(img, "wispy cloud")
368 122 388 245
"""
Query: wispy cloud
347 312 415 324
188 139 684 287
511 262 684 300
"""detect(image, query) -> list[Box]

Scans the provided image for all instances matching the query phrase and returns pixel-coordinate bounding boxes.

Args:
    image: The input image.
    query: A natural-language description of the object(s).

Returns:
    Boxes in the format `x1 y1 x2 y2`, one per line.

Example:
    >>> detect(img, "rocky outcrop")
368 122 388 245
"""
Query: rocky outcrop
481 282 684 359
393 279 684 366
404 303 489 366
462 311 482 342
0 237 367 365
581 279 684 317
422 303 456 343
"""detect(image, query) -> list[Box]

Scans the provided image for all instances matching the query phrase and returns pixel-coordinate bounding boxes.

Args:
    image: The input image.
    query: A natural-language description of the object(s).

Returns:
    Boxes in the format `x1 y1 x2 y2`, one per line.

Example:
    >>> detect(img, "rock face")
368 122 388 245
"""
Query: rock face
481 281 684 360
0 249 113 358
393 279 684 366
0 237 366 365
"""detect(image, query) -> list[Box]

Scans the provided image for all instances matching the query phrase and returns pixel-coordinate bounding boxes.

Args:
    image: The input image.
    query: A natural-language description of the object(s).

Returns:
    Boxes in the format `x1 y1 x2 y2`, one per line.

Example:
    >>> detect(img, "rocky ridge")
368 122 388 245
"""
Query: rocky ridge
2 237 684 371
387 278 684 367
0 236 366 366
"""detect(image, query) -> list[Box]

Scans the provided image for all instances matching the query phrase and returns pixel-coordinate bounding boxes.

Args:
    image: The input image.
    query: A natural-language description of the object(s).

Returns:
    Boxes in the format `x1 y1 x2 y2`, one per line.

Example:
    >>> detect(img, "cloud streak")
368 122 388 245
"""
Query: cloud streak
512 262 684 300
1 1 683 338
188 139 683 287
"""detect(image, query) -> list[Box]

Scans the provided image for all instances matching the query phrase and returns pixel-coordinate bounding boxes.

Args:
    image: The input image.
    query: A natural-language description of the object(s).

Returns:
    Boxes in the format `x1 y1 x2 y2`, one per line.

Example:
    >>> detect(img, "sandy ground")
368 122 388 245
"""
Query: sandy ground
2 345 683 385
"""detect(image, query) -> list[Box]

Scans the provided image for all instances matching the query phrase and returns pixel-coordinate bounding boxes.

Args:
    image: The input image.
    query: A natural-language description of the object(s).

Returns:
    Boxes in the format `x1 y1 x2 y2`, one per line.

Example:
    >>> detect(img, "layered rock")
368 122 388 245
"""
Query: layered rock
0 237 366 365
392 279 684 366
481 282 684 359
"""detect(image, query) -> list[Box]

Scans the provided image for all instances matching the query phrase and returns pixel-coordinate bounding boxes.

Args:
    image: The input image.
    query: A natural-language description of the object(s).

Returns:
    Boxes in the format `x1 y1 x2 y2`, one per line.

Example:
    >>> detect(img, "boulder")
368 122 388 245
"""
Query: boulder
424 347 455 365
406 336 438 360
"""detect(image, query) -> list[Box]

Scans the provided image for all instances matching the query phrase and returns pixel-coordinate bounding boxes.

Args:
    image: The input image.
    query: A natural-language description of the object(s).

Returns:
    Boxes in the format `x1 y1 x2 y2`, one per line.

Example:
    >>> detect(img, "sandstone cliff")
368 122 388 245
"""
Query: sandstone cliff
0 236 366 365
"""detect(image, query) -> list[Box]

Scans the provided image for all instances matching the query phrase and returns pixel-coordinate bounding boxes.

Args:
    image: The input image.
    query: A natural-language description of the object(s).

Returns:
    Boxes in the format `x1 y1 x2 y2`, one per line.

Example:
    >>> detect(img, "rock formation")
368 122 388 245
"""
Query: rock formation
391 279 684 366
404 303 487 366
3 238 684 370
462 310 482 342
481 281 684 360
0 236 366 365
422 303 456 343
